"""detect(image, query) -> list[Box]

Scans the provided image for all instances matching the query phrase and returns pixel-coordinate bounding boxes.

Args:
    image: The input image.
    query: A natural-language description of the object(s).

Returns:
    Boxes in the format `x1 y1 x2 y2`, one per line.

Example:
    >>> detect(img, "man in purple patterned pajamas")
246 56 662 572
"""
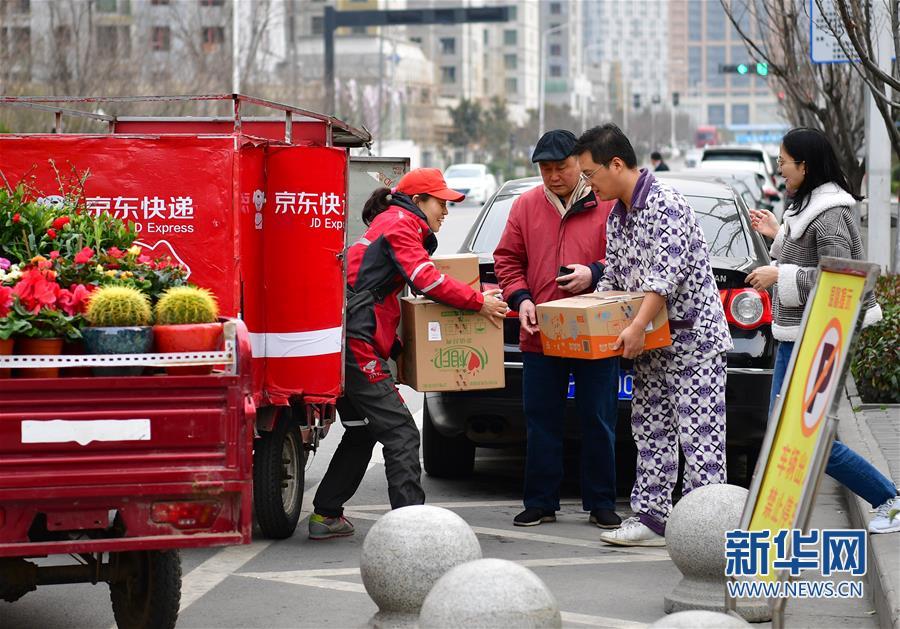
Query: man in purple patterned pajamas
574 124 732 547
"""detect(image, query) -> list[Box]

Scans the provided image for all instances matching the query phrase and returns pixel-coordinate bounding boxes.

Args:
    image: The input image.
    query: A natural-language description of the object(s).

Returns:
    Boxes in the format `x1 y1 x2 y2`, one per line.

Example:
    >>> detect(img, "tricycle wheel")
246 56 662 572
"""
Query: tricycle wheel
109 549 181 629
253 417 306 539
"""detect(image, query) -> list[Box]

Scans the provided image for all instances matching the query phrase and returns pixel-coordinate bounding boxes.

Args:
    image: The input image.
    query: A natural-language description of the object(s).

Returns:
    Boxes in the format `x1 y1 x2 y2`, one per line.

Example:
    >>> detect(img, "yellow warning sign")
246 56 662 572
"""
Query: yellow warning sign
749 269 868 534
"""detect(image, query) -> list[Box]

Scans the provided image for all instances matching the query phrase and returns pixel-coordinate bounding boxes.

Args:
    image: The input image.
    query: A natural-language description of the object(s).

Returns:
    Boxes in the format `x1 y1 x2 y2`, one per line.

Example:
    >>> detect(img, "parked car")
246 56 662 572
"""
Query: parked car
444 163 498 205
667 168 778 215
697 159 783 211
422 175 775 491
701 145 778 183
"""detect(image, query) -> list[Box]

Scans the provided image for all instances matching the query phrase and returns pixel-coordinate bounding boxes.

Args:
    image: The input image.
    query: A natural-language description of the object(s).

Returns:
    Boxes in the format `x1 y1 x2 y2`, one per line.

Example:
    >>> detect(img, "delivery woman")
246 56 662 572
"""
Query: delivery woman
309 168 508 540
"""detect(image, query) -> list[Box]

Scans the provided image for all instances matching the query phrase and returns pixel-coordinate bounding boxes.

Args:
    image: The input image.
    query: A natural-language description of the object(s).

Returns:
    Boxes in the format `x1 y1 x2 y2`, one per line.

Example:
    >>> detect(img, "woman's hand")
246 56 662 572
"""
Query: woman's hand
749 209 779 240
746 265 778 291
479 289 508 329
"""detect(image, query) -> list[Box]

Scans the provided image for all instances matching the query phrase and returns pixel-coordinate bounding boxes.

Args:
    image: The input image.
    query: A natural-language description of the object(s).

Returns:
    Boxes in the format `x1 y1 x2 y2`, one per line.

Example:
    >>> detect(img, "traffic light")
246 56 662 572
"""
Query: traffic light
721 63 769 76
672 92 680 107
632 93 641 109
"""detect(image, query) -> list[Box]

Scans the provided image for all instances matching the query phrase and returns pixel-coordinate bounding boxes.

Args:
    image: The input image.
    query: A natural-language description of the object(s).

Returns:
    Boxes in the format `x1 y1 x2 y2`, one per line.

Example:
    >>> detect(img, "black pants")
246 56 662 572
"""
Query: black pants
313 341 424 517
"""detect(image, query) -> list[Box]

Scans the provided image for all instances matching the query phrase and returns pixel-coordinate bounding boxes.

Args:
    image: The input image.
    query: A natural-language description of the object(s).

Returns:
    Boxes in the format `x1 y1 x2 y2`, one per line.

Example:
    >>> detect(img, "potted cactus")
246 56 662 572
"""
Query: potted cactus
153 286 221 375
82 286 153 376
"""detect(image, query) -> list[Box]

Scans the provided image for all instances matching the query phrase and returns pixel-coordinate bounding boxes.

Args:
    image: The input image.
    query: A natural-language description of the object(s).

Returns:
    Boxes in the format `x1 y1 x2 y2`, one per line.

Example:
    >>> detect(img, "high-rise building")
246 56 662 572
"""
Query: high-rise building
668 0 781 131
539 0 589 123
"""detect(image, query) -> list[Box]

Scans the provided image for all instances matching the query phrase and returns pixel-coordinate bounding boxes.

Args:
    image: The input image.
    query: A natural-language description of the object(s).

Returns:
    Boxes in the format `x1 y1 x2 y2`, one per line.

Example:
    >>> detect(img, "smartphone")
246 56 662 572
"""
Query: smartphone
558 266 574 277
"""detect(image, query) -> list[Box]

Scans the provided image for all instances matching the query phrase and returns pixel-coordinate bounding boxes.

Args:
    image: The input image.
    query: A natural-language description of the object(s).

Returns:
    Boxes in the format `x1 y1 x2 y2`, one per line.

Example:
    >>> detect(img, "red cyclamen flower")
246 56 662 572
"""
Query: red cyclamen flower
74 247 94 265
51 216 71 230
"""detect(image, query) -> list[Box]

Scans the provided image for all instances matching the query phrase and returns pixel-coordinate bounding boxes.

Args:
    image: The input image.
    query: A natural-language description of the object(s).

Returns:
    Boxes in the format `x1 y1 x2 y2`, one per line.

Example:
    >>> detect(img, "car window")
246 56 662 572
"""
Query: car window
471 192 751 259
471 195 516 254
688 195 751 257
445 166 482 178
703 152 762 163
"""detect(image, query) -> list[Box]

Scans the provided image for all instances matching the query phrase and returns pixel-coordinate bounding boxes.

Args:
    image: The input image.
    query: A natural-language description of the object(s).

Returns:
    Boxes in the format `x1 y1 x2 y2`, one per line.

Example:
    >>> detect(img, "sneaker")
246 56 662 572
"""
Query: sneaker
589 509 622 529
513 508 557 527
598 516 666 547
308 513 355 540
869 496 900 534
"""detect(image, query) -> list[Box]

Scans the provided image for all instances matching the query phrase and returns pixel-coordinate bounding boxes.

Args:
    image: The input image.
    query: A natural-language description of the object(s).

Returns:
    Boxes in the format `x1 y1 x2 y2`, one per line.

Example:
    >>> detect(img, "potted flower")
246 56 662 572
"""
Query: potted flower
0 279 26 379
83 285 154 376
154 286 221 375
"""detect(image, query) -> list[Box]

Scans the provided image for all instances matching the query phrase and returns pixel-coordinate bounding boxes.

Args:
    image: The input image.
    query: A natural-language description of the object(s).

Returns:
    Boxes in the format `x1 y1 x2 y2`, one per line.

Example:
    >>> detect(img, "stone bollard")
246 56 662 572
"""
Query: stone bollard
649 610 751 627
419 558 562 628
360 505 481 628
664 483 771 622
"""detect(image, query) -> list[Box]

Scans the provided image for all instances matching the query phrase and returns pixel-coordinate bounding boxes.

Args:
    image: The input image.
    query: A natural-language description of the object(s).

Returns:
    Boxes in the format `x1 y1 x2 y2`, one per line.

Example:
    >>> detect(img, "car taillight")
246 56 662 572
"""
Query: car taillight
151 500 221 530
720 288 772 329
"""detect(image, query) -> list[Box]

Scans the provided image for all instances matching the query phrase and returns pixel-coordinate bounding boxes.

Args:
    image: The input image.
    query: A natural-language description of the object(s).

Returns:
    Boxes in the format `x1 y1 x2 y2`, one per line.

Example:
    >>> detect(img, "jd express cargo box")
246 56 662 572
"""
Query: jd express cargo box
537 292 672 359
400 297 504 392
431 254 480 290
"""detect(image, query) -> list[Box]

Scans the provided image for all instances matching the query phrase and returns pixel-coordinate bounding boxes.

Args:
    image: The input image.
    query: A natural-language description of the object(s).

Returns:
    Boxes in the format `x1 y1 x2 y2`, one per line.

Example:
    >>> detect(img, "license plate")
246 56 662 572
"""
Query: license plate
567 371 633 401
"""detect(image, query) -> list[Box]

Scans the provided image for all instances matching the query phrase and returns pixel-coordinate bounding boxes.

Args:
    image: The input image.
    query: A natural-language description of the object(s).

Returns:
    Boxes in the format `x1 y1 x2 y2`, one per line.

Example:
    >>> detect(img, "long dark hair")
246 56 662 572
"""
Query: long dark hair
361 188 433 226
782 127 861 212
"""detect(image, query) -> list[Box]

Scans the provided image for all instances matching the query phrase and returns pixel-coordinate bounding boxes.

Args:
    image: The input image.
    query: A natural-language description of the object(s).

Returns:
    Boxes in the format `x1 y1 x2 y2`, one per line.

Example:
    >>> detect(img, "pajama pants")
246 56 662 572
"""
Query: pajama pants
629 350 728 535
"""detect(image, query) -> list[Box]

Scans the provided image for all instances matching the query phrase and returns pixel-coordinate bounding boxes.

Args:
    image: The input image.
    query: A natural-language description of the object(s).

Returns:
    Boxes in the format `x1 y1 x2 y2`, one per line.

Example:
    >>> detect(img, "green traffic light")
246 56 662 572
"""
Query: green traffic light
737 64 749 75
756 62 769 76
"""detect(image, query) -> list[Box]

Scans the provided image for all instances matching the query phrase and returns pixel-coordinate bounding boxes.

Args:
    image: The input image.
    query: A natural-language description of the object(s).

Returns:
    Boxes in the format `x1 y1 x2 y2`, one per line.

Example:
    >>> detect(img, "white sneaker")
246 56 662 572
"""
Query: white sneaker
868 495 900 534
598 516 666 547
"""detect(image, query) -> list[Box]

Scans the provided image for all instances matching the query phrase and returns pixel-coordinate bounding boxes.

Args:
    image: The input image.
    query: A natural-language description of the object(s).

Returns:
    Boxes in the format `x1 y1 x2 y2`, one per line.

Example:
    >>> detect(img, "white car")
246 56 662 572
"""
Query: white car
443 163 498 205
698 159 783 215
701 145 778 183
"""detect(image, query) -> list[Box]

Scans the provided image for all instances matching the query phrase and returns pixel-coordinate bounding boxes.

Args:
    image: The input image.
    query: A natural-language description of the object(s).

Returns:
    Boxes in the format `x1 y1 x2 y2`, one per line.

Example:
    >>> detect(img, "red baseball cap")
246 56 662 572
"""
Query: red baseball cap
395 168 465 203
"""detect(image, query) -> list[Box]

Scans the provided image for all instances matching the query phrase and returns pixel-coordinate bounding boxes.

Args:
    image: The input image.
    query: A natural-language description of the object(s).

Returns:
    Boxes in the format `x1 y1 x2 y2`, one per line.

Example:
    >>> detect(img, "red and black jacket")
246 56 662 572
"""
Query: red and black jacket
345 193 485 360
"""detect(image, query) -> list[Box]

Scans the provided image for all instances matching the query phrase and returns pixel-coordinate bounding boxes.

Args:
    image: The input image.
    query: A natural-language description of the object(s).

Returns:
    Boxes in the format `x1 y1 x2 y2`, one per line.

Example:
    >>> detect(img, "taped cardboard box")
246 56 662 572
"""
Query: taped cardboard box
400 296 504 392
432 253 480 290
537 292 671 359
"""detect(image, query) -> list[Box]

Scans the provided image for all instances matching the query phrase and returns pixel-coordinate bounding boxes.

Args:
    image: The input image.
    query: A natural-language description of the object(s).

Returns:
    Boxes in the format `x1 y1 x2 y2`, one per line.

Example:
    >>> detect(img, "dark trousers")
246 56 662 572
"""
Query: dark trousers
313 342 424 518
522 351 619 512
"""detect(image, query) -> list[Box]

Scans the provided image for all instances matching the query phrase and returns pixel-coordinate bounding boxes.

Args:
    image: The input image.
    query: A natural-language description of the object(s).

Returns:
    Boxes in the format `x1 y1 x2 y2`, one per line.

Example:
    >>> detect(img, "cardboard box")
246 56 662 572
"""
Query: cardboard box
400 296 504 392
432 253 480 290
537 292 671 359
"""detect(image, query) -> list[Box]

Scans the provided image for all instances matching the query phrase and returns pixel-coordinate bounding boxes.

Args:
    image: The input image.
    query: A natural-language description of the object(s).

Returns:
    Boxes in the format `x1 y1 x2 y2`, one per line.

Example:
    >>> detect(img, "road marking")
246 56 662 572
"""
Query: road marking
178 541 273 612
342 510 668 559
560 611 649 628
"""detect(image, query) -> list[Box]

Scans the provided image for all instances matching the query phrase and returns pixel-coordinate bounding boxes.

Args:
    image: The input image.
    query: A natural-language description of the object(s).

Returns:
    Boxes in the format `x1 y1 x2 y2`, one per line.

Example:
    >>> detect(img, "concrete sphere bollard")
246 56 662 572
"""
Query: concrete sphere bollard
650 610 751 628
664 484 771 622
419 558 562 628
360 505 482 628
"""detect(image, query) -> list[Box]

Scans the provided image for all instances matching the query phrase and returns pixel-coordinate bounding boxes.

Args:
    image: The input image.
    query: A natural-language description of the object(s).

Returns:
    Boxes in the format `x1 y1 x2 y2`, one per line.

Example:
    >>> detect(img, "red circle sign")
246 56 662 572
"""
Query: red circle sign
800 318 843 437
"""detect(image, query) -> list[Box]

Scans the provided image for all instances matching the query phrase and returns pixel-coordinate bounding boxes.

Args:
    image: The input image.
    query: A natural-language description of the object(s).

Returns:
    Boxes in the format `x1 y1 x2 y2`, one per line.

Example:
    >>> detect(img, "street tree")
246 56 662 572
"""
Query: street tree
720 0 867 192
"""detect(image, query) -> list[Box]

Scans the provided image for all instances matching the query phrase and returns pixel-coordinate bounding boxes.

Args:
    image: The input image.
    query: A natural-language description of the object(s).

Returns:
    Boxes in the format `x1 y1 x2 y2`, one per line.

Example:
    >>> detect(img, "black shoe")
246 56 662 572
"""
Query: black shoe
589 509 622 529
514 508 557 527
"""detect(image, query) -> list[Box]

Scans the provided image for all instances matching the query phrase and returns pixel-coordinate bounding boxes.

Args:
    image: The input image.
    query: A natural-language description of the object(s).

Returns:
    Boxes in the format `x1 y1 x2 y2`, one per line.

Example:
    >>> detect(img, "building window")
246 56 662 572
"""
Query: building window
505 77 517 94
311 15 324 35
731 103 750 125
440 37 456 55
706 45 726 88
549 43 561 56
483 29 489 45
507 6 517 21
503 29 517 46
409 36 422 44
688 46 702 87
504 53 517 70
96 0 117 12
7 0 30 13
707 104 725 126
350 25 366 34
630 60 642 80
200 0 225 6
202 26 225 52
150 0 170 4
96 25 117 53
550 2 561 15
706 1 726 40
151 26 170 51
688 0 702 41
440 66 456 84
549 65 562 78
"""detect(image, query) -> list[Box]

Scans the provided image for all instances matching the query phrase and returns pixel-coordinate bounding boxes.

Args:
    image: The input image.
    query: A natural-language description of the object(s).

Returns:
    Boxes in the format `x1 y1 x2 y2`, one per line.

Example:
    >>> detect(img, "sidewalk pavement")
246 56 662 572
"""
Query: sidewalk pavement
838 379 900 629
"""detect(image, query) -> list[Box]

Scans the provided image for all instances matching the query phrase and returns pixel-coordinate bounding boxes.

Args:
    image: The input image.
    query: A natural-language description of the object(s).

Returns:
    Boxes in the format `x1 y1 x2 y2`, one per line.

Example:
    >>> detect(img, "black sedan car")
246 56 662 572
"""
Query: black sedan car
422 175 775 490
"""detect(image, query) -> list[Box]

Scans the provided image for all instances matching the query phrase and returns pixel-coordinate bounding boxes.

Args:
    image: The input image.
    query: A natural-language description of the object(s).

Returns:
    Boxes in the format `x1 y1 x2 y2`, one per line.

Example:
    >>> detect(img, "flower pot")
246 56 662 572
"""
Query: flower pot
62 340 93 378
82 326 154 376
0 338 13 379
153 322 223 375
16 337 64 379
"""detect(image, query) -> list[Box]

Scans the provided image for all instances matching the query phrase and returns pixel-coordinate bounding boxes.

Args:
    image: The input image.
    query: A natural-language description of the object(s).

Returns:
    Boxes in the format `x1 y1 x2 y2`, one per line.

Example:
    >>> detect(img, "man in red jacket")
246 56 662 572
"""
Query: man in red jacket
494 130 621 528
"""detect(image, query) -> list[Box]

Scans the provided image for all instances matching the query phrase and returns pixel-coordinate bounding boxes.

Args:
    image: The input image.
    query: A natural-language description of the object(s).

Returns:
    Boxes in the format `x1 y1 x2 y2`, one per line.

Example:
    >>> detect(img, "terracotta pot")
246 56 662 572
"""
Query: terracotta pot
153 322 223 375
0 337 13 379
16 337 64 379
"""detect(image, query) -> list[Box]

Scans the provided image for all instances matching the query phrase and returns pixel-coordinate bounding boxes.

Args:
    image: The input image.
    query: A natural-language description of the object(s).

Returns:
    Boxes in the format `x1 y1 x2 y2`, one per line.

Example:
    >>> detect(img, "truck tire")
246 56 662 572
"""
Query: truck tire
109 550 181 629
422 403 475 478
254 417 306 539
